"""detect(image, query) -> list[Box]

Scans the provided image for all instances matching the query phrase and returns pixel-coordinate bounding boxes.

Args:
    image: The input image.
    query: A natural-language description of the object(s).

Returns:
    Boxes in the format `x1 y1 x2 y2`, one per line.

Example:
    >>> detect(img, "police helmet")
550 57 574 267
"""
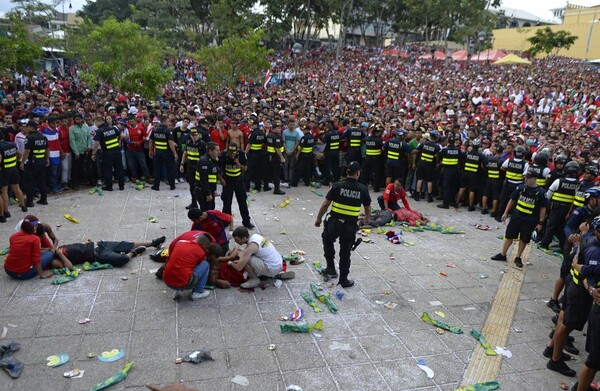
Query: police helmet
496 145 504 153
565 161 580 175
397 129 407 137
534 152 549 166
471 138 481 147
554 155 568 165
514 145 526 158
592 215 600 231
584 164 599 177
584 186 600 199
430 130 440 138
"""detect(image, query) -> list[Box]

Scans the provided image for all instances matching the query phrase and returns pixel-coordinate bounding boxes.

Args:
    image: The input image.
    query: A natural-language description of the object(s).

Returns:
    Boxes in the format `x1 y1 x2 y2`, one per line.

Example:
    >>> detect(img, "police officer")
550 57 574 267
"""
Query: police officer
20 120 49 206
344 121 365 164
220 143 254 229
292 124 315 187
530 151 552 189
195 142 221 211
0 131 27 222
414 129 440 202
573 165 598 209
361 125 384 192
244 117 266 192
548 155 568 185
437 134 460 209
266 121 286 195
315 161 371 288
91 121 126 191
149 118 178 191
180 127 205 209
481 144 504 216
496 145 528 222
384 129 412 186
540 161 580 250
456 138 484 211
547 186 600 314
321 122 341 186
491 168 548 268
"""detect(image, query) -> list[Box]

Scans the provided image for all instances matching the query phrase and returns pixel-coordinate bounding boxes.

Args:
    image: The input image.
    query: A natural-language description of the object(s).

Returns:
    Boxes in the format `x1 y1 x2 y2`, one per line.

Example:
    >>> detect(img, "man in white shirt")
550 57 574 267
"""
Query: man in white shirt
229 226 293 288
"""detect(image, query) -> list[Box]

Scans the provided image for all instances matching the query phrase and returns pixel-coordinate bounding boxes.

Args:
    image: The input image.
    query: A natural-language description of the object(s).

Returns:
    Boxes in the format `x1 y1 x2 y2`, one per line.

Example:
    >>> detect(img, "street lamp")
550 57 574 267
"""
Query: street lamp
292 42 302 77
584 10 600 63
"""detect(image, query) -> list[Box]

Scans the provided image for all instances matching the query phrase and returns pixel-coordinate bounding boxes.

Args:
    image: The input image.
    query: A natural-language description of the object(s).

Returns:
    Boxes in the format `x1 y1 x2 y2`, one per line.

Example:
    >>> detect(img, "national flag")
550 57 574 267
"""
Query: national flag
264 70 272 89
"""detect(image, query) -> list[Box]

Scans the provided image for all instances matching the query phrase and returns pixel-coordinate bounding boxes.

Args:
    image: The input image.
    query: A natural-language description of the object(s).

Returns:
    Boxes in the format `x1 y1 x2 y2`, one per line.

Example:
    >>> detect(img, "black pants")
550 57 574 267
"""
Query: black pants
540 203 570 249
497 181 520 221
222 179 251 225
185 165 197 207
71 153 85 188
347 149 362 165
246 151 263 191
323 151 340 185
441 167 459 206
292 153 312 186
153 150 175 189
25 160 47 204
269 155 282 191
102 149 124 190
361 156 383 191
196 186 216 211
322 216 357 280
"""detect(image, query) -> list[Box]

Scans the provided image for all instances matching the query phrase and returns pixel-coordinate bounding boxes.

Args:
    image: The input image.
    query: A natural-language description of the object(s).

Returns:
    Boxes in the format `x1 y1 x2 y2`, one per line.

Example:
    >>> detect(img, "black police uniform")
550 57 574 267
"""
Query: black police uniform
246 126 266 191
266 131 284 193
361 133 384 191
182 136 205 207
460 149 483 192
345 127 365 164
573 182 595 209
416 140 440 184
195 153 219 211
384 136 411 183
497 158 526 222
94 124 124 191
0 140 20 188
540 176 579 249
292 131 315 186
150 124 176 190
322 176 371 283
24 130 49 205
504 182 548 244
438 144 460 207
321 127 341 185
578 238 600 372
483 155 503 205
220 148 252 227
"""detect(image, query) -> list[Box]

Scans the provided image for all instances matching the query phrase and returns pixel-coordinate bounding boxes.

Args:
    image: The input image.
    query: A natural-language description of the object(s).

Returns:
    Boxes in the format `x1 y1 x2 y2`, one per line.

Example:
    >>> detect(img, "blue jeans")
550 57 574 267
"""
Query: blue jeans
48 163 61 192
192 261 209 294
5 251 55 280
377 195 400 211
126 149 150 179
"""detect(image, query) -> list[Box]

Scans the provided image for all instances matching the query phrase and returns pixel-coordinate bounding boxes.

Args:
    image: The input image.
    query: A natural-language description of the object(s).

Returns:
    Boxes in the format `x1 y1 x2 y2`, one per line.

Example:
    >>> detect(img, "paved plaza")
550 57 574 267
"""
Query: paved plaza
0 183 586 391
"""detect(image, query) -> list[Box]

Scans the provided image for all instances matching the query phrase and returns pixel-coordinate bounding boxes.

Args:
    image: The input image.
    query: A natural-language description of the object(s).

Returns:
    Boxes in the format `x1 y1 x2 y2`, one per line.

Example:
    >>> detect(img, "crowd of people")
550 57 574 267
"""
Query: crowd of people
1 46 600 390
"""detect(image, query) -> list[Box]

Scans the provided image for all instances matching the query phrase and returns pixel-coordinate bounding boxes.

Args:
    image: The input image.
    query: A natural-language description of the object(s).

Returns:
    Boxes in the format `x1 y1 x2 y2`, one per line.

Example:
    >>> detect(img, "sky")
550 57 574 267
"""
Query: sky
0 0 599 23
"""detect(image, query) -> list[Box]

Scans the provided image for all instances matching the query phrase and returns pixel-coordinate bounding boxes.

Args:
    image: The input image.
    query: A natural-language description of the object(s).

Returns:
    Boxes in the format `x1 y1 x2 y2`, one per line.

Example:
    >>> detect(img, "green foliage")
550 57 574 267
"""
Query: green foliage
197 30 271 90
0 15 43 73
69 18 173 98
7 0 57 26
527 27 578 57
78 0 138 24
210 0 261 41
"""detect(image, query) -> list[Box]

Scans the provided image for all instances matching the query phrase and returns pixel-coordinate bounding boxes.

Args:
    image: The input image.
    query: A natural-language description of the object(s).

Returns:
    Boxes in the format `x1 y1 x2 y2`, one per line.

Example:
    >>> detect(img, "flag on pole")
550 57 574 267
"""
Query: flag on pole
415 61 422 70
264 70 272 89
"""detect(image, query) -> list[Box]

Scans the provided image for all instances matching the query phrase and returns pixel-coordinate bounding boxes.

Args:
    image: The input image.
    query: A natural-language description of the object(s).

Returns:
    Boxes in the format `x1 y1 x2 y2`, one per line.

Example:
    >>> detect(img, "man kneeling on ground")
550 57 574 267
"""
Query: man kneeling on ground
230 226 293 289
164 234 222 301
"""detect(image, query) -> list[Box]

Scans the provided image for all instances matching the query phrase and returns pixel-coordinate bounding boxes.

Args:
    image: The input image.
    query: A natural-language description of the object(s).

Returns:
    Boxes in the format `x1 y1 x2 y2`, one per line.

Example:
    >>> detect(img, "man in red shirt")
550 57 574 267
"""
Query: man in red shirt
188 208 233 256
125 114 151 183
163 235 219 301
378 178 411 211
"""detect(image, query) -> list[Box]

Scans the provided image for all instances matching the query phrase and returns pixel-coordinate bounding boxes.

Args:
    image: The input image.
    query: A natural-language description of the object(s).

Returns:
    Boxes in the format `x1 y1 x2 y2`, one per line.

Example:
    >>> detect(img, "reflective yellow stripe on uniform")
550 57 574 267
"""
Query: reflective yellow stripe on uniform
573 194 585 208
105 138 119 149
571 267 580 285
387 151 399 160
366 148 381 156
536 178 547 187
301 147 313 153
350 140 361 147
331 202 361 217
329 142 339 150
187 151 200 161
267 146 275 153
250 144 262 151
3 155 17 168
551 193 574 204
208 174 217 183
154 141 168 150
226 168 241 177
420 152 434 162
442 158 458 165
506 171 524 181
194 170 200 181
488 170 500 179
464 162 478 172
33 149 45 159
516 199 534 214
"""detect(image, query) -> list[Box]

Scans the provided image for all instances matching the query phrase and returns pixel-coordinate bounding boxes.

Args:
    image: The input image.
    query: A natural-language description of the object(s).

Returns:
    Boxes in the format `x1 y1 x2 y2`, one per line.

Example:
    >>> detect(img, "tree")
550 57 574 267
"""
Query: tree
527 27 578 58
78 0 138 24
7 0 58 26
210 0 261 42
0 15 43 73
69 18 173 98
197 30 271 90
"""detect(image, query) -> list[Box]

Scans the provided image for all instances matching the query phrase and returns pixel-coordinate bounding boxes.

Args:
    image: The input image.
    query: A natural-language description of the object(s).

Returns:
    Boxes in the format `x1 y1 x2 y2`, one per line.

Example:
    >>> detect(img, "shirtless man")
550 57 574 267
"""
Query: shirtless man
227 119 245 149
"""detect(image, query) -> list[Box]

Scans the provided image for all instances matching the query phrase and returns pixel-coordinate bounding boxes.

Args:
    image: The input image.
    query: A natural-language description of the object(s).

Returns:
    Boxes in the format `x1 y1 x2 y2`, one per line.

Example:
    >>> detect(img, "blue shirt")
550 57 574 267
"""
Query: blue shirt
282 128 301 153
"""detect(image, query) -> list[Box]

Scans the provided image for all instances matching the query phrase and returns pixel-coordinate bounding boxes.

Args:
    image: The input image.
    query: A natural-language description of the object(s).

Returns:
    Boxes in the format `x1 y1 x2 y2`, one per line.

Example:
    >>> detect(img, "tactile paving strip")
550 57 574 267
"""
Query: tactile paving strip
461 244 532 385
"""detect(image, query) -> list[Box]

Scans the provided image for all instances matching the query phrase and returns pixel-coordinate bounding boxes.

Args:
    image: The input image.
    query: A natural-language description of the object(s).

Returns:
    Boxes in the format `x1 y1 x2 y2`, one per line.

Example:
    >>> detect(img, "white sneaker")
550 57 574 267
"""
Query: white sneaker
191 290 211 301
172 290 183 300
240 278 261 289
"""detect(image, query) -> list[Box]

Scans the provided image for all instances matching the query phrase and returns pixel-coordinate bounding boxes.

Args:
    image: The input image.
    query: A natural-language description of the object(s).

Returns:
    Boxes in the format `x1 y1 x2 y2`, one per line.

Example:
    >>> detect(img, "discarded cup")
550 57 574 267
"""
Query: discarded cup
267 344 277 351
274 280 283 288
